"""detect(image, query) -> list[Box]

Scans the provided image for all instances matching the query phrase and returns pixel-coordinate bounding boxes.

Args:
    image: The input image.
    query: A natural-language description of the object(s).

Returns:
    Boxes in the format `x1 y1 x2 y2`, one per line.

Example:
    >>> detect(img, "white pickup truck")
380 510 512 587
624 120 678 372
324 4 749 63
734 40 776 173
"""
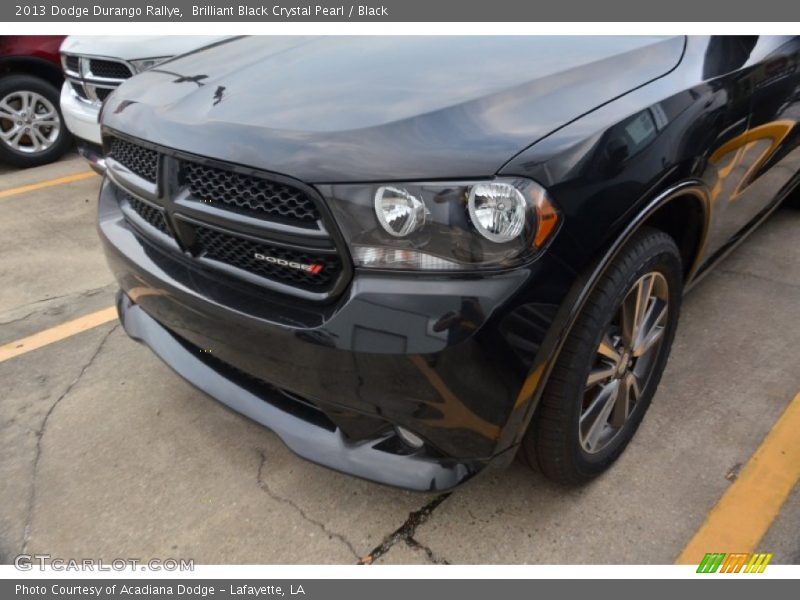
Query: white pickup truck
60 36 227 172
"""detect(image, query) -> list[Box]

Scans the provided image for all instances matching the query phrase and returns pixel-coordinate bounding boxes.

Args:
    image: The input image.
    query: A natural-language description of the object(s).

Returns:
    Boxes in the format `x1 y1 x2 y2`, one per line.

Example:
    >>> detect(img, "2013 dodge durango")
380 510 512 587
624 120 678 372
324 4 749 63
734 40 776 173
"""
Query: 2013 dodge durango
96 36 800 490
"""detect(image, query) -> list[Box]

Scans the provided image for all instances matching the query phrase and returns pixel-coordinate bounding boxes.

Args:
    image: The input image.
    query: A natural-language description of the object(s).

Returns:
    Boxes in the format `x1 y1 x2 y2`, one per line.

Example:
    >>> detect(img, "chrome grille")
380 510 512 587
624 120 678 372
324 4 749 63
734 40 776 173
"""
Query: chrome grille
70 82 87 100
62 54 132 105
65 55 80 72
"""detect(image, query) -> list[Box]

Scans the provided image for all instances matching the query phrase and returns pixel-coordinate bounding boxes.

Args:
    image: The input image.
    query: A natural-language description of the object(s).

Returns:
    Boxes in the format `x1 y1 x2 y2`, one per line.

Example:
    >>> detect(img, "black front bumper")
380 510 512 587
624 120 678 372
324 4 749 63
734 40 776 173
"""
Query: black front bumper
116 292 491 491
99 177 553 491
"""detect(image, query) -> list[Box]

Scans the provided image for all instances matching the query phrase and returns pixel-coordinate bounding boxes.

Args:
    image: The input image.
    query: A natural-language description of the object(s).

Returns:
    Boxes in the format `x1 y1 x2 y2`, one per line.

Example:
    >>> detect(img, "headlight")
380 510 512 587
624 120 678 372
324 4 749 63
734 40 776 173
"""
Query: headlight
129 56 171 73
374 186 429 237
321 178 559 271
467 182 528 243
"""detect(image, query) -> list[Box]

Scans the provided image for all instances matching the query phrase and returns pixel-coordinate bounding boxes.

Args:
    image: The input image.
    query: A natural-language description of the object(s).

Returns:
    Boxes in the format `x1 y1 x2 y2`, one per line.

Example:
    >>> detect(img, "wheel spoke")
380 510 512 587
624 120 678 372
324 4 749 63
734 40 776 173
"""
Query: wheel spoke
610 372 639 427
622 274 655 347
627 371 641 400
0 125 19 141
28 129 42 151
1 125 24 147
0 100 18 118
597 333 621 363
31 127 50 150
586 364 616 388
10 129 25 148
633 302 667 357
580 380 619 451
25 92 36 112
634 275 654 344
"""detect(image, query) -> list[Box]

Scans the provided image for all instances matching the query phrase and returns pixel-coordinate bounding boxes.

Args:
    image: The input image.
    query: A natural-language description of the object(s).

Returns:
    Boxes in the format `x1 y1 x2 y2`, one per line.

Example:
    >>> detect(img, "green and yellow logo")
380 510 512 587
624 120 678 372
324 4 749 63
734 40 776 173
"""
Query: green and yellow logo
697 552 773 573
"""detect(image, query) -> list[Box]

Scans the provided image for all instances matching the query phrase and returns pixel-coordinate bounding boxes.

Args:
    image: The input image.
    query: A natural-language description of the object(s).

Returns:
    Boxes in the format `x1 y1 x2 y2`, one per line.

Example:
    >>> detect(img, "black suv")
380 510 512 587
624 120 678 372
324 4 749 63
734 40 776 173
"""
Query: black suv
97 36 800 490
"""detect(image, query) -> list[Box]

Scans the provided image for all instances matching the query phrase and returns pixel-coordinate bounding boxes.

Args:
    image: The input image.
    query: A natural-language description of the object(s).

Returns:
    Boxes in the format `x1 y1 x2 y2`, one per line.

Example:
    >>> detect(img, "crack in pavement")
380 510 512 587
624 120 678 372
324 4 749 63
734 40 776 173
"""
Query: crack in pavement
20 323 118 554
406 536 450 565
358 493 451 565
4 284 115 315
0 311 35 327
255 450 360 560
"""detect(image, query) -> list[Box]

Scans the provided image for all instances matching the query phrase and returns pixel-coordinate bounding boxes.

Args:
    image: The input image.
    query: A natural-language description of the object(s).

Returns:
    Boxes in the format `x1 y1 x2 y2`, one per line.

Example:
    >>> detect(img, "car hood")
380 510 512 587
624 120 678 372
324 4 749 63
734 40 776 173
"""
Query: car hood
60 35 229 61
103 36 685 182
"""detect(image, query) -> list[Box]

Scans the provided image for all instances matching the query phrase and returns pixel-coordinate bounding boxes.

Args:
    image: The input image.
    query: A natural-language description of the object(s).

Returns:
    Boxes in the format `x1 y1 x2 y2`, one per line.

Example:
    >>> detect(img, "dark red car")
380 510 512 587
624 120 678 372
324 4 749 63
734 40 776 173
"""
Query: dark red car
0 35 72 167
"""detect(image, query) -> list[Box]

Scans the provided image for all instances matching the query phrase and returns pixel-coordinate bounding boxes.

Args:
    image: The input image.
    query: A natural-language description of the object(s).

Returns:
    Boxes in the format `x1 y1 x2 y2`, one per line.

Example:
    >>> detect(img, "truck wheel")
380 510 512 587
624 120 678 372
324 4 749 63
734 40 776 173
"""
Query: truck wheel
0 75 73 168
523 227 683 484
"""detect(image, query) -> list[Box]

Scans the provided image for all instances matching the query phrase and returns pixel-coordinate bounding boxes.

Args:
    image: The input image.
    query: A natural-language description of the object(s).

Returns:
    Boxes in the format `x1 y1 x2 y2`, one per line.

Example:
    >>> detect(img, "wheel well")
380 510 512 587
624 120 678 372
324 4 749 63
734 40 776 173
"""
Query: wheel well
639 194 706 280
0 57 64 89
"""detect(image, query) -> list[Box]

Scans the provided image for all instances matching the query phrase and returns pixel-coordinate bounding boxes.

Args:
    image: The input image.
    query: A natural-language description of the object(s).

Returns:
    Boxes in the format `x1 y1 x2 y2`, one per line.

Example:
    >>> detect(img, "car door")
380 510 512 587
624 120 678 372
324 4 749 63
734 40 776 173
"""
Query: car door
705 36 800 254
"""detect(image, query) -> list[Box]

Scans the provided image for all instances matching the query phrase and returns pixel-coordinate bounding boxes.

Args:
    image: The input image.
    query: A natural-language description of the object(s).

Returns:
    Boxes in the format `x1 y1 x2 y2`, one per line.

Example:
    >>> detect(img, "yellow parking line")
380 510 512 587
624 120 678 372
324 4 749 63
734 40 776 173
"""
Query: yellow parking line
676 391 800 564
0 306 117 363
0 171 98 200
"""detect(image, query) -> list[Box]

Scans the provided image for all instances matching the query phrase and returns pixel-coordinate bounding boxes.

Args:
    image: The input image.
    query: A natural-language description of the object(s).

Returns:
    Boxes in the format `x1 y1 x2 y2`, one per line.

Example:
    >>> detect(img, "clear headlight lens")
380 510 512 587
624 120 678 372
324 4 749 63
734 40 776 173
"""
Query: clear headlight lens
468 182 527 243
374 186 428 237
321 178 559 271
129 56 171 73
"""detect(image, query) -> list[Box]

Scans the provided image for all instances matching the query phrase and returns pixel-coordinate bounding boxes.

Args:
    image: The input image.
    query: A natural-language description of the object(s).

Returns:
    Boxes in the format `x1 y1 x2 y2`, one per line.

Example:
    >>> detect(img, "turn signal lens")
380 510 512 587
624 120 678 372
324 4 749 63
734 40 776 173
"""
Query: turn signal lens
533 193 560 248
353 247 462 270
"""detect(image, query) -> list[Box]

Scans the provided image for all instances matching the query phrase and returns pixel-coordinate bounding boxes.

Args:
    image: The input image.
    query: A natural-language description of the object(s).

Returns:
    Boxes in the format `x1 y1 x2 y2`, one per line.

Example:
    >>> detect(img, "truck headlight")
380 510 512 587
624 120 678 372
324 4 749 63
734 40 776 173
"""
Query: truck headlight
374 186 429 237
129 56 171 73
321 178 559 271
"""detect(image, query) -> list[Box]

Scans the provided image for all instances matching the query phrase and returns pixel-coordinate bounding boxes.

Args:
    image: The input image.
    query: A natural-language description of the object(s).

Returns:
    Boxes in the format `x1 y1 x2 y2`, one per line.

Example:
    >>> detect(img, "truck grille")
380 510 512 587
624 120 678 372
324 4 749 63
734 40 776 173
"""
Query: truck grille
183 162 320 224
108 135 349 300
89 59 133 79
63 54 132 105
109 138 158 182
194 226 341 291
65 55 80 72
126 194 170 235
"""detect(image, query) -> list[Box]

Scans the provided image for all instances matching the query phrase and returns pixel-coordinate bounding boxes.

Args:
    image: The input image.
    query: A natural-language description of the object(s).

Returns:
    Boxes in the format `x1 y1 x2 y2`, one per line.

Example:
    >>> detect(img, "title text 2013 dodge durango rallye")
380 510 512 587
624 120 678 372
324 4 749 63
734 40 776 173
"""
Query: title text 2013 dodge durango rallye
96 36 800 490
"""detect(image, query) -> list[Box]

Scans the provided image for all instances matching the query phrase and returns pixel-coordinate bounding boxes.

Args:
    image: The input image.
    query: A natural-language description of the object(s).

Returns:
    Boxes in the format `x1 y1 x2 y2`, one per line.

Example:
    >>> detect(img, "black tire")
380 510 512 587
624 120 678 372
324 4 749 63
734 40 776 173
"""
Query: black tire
0 74 73 168
523 227 683 484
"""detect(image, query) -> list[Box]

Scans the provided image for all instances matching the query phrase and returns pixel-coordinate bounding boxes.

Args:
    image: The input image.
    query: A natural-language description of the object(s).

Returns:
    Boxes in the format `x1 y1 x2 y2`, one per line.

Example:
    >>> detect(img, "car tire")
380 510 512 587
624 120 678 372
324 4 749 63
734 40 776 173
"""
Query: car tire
522 227 683 485
0 74 73 168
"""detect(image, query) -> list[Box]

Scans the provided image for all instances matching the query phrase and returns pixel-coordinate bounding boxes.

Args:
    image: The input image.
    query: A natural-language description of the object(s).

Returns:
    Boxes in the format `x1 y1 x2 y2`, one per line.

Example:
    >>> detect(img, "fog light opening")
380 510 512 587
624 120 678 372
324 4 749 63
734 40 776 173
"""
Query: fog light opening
395 426 425 450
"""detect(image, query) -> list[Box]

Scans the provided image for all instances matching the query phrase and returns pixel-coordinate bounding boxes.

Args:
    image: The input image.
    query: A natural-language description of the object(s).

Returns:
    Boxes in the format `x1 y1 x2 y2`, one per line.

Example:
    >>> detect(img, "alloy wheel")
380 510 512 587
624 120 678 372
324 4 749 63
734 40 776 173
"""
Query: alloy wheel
0 90 61 155
579 271 669 454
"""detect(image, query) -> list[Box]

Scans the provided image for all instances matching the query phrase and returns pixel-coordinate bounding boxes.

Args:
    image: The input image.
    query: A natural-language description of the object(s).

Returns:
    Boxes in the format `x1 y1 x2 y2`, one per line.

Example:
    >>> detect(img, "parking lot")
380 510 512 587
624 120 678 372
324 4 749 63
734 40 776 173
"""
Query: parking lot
1 154 799 566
